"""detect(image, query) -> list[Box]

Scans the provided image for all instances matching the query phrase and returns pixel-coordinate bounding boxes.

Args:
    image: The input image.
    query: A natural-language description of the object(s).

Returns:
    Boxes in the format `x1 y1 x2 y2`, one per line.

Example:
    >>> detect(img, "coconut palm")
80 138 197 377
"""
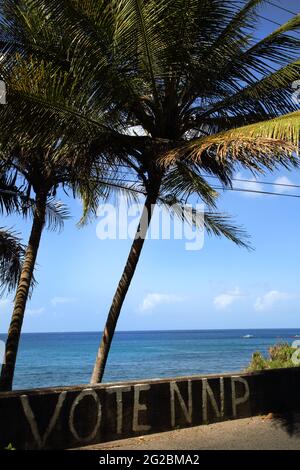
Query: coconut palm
0 113 144 391
0 55 148 390
1 0 300 385
0 143 72 391
0 162 73 391
0 53 252 386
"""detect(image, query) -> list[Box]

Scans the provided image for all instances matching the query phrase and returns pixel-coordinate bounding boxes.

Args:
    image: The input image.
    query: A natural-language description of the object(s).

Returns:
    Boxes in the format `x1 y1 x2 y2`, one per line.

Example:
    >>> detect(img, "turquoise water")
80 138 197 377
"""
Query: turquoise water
0 329 299 390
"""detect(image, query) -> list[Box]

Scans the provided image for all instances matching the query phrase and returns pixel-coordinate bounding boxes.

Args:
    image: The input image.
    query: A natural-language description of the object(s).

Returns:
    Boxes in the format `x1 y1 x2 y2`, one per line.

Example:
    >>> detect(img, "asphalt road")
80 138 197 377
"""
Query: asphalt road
79 414 300 450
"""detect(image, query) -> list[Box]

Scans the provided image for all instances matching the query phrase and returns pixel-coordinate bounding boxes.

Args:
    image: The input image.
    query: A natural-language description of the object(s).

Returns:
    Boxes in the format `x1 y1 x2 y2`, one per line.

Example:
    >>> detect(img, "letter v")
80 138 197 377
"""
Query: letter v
21 392 67 449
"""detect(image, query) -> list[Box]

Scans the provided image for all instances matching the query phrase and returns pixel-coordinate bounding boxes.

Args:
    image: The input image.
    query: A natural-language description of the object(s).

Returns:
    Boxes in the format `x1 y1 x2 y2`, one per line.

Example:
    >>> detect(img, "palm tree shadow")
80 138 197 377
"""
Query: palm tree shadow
270 412 300 437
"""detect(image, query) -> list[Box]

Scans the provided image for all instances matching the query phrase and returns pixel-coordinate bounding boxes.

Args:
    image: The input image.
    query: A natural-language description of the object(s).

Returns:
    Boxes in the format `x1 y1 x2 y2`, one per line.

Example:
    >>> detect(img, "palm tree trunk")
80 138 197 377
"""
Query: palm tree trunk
91 186 160 384
0 191 47 391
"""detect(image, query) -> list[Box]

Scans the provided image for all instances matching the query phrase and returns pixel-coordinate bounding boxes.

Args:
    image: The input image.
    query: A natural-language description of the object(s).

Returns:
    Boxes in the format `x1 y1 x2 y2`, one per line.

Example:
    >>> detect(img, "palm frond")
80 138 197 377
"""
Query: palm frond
204 212 251 249
161 162 219 208
1 0 300 251
0 168 36 217
158 196 250 249
0 227 24 295
194 59 300 123
124 0 164 108
164 111 300 169
44 199 70 232
0 171 21 215
77 176 142 226
218 12 300 86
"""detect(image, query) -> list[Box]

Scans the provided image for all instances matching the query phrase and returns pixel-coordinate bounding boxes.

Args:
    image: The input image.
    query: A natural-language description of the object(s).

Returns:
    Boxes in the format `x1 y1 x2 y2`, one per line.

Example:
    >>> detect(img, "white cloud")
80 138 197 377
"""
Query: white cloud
26 307 45 317
254 290 290 312
213 287 243 310
51 297 77 306
273 176 294 193
139 293 185 312
233 173 263 198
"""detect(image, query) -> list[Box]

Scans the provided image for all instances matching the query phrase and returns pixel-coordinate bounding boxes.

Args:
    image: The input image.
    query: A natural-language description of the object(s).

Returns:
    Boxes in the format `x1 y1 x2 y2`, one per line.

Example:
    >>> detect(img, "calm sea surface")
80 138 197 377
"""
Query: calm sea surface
0 329 299 390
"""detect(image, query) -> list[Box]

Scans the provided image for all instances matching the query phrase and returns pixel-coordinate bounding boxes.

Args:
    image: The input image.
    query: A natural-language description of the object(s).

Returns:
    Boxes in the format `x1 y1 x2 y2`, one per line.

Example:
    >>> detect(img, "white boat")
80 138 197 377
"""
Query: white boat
242 334 254 339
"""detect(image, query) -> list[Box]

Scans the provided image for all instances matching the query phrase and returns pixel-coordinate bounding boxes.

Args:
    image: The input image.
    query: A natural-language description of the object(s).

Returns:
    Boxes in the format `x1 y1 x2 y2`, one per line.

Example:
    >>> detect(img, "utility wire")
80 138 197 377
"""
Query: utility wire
265 0 298 17
100 166 300 191
256 13 300 38
101 177 300 199
236 0 300 37
211 185 300 198
258 14 282 27
201 174 300 190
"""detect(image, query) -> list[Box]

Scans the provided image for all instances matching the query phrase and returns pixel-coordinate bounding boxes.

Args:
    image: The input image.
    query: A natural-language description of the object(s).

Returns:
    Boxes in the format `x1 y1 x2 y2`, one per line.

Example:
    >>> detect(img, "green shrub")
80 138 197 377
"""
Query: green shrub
4 443 16 450
247 343 297 371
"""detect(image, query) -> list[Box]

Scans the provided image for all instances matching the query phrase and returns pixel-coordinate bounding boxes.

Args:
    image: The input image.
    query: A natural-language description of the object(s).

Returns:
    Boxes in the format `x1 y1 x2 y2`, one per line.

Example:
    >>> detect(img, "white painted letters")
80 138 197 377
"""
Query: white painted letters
21 391 67 449
170 380 192 427
69 388 102 443
107 385 131 434
202 378 224 422
231 376 250 417
132 384 151 432
14 373 252 449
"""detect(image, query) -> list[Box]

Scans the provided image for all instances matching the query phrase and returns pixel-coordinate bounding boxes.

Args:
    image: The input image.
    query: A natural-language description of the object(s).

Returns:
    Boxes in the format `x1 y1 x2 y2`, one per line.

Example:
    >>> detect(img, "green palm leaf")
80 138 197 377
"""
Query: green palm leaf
164 111 300 168
0 228 25 295
159 196 250 249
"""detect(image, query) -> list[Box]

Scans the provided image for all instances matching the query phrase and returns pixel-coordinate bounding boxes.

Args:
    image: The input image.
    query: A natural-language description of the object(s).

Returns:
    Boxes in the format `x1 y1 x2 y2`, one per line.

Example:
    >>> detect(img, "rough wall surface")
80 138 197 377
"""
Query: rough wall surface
0 367 299 449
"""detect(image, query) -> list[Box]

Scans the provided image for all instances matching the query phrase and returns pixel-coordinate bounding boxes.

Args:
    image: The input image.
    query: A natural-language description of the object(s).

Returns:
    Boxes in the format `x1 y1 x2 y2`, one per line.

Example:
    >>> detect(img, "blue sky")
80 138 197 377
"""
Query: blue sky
1 0 300 333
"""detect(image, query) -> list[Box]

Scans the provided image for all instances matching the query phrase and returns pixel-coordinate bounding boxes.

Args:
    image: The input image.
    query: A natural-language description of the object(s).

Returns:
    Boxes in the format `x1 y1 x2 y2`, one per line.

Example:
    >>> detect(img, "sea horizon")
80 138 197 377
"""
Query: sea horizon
0 328 299 390
1 327 300 335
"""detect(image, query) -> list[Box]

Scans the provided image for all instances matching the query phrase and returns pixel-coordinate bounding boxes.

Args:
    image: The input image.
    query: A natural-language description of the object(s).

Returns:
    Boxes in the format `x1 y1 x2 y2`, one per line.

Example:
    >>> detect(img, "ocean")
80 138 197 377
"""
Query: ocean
0 329 299 390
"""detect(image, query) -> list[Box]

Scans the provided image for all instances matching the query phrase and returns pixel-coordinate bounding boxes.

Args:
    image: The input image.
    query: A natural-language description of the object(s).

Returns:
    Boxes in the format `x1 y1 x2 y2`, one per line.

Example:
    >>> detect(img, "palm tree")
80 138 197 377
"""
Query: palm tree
0 142 73 390
0 166 71 390
0 55 147 390
1 0 300 384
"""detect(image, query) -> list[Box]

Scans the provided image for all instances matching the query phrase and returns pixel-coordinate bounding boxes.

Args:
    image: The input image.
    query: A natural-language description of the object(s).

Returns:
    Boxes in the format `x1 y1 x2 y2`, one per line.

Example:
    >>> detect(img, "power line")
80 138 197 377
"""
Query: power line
99 175 300 198
101 166 300 191
101 177 300 199
202 174 300 190
99 165 300 191
256 13 300 38
258 13 282 27
265 0 298 17
238 0 298 18
211 185 300 198
236 0 300 38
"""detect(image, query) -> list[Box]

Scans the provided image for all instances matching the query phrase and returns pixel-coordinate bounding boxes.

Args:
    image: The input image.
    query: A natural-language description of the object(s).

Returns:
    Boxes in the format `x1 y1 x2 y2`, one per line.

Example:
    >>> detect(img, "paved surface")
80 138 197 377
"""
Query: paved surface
79 415 300 450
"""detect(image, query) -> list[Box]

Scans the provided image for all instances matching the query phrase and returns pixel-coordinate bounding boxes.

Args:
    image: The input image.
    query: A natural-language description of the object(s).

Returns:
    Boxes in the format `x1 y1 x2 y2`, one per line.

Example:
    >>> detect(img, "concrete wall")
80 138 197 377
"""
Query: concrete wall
0 367 299 449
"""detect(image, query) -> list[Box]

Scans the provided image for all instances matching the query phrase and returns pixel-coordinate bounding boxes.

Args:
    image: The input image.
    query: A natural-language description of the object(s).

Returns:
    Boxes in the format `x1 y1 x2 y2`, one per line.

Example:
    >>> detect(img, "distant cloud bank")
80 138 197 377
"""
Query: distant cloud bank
254 290 290 312
213 287 244 310
139 293 185 312
51 297 78 307
214 286 294 313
